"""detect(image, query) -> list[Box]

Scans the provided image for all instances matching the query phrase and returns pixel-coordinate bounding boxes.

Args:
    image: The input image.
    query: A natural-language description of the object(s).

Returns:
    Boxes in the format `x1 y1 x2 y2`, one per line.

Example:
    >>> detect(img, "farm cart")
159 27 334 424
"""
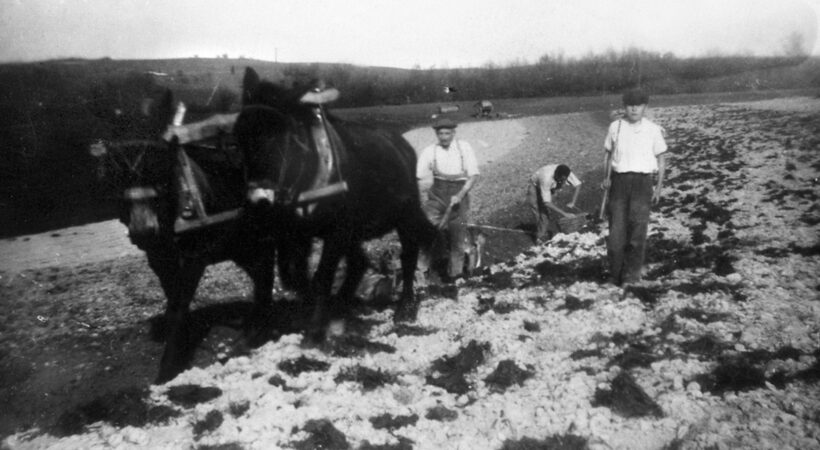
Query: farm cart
473 100 494 118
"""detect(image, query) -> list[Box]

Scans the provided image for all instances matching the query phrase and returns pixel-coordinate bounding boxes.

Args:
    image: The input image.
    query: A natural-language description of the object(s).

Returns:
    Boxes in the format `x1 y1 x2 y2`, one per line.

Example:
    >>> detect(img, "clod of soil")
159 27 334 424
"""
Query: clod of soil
334 366 397 391
369 413 419 430
475 294 496 315
484 360 535 392
557 295 594 312
165 384 223 408
278 355 331 376
500 434 588 450
426 340 490 394
692 357 767 395
193 410 223 438
608 344 659 370
425 405 459 422
326 333 397 357
391 323 437 337
291 418 350 450
593 371 664 418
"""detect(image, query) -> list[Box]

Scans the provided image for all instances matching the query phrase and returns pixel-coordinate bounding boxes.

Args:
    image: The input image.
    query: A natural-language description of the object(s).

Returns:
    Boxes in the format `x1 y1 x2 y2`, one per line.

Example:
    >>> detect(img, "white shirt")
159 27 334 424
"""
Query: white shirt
416 139 480 182
530 164 582 203
604 118 667 173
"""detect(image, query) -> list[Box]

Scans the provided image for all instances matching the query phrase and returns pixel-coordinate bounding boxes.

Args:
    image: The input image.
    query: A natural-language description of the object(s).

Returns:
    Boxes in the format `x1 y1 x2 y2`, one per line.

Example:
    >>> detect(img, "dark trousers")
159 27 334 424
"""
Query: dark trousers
526 184 558 240
422 179 469 278
607 172 653 284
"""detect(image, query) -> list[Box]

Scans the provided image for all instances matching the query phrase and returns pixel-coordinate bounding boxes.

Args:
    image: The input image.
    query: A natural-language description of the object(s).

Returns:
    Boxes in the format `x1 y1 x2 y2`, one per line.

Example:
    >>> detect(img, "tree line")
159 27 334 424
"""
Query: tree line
282 50 819 107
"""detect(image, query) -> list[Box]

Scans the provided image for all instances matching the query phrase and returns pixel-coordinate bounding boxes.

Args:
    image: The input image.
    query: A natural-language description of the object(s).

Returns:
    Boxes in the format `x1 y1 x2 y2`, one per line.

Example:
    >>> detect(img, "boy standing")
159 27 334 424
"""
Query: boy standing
602 89 667 286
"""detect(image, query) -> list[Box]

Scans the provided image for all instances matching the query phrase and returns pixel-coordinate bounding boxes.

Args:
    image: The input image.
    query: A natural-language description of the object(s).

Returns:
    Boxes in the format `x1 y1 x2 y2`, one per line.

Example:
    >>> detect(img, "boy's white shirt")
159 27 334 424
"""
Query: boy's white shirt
604 118 667 173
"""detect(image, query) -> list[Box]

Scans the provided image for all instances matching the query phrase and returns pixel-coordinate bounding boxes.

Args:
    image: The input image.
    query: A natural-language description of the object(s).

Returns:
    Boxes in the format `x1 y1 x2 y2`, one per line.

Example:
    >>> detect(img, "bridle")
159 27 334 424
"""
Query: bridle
97 139 170 200
240 104 328 205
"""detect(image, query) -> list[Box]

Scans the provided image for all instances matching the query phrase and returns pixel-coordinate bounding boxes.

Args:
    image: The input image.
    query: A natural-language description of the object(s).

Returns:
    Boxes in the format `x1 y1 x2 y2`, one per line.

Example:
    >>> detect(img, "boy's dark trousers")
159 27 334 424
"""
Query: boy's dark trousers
527 184 558 240
607 172 653 285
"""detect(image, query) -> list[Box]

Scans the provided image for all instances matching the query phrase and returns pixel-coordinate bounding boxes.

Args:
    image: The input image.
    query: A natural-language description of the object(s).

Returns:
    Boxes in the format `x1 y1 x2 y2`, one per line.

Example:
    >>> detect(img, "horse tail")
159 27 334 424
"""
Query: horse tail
406 203 438 251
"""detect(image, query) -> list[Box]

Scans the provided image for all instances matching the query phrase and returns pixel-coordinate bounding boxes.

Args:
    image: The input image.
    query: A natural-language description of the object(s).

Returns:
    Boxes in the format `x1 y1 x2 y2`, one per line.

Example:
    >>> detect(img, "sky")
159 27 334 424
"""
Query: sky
1 0 818 69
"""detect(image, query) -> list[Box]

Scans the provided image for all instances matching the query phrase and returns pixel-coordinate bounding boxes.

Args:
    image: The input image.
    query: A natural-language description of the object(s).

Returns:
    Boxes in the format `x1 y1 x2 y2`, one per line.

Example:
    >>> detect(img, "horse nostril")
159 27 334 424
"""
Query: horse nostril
248 188 275 205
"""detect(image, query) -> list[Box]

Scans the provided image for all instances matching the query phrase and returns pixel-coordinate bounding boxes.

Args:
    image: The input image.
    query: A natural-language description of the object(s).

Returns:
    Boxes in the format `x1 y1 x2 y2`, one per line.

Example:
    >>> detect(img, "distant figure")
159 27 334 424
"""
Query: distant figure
601 88 668 286
417 117 480 282
527 164 582 241
474 100 493 117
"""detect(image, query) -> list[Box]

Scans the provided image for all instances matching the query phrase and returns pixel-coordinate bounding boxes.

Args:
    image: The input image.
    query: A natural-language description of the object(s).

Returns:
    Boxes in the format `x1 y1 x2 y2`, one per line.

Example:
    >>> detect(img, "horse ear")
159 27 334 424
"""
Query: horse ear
152 89 175 132
243 67 260 104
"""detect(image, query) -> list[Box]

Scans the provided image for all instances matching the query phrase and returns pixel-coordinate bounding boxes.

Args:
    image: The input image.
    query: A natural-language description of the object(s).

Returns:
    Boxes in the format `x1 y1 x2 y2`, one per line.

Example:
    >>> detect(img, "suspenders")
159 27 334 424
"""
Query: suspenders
432 140 467 180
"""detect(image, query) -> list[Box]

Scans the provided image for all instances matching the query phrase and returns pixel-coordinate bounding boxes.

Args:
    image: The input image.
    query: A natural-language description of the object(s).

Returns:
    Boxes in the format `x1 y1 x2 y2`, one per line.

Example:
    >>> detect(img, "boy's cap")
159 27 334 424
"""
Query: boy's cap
432 117 457 129
622 89 649 106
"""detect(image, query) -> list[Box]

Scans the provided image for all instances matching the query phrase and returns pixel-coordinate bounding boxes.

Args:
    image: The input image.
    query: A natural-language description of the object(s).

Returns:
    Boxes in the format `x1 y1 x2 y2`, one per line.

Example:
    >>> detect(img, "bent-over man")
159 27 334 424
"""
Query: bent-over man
527 164 582 241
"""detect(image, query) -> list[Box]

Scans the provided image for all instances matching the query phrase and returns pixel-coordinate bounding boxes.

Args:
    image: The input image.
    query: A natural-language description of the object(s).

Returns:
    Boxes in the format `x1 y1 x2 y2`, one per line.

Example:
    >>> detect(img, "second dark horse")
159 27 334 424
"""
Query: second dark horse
234 68 437 339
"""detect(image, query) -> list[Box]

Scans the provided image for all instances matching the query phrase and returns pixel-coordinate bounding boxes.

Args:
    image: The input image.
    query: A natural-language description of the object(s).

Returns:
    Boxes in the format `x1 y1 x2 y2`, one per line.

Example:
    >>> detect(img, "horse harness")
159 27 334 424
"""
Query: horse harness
245 101 348 217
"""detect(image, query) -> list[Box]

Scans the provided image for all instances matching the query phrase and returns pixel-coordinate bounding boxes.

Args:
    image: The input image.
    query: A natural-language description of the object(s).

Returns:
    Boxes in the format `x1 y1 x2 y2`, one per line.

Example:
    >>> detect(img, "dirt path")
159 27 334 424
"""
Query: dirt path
0 220 139 277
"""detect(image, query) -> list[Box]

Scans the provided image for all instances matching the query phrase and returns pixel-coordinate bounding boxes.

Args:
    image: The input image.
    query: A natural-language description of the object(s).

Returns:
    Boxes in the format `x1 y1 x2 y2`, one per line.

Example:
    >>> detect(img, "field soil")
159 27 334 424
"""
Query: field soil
1 96 819 449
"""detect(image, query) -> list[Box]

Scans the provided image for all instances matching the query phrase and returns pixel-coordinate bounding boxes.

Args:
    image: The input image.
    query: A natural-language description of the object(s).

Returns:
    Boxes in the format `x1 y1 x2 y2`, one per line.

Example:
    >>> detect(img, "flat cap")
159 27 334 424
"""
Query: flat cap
622 89 649 106
432 117 457 129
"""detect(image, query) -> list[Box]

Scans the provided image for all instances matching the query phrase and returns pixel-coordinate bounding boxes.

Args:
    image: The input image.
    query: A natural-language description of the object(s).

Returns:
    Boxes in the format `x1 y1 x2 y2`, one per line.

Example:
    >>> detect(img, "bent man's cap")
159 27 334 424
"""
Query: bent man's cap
432 117 457 130
622 89 649 106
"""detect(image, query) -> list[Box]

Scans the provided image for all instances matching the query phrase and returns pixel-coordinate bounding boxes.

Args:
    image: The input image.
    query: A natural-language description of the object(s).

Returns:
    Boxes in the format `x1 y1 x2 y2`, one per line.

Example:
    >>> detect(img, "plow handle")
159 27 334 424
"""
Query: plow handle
438 203 454 230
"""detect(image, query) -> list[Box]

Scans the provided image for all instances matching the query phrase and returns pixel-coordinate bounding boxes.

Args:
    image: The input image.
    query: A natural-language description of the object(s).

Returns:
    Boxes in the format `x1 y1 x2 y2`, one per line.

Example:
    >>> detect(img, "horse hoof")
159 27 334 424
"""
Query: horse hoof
245 326 276 348
306 325 326 344
393 304 419 323
154 368 180 385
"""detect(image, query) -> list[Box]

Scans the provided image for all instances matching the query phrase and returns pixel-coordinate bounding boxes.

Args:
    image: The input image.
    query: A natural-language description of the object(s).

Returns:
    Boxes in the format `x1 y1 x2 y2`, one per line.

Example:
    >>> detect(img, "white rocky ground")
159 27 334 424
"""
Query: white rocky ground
3 97 819 450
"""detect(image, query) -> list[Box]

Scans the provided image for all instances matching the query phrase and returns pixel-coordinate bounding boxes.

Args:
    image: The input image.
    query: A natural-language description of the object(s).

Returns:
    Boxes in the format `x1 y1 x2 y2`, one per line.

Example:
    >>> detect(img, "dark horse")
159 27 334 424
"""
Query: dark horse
234 68 437 339
93 89 308 383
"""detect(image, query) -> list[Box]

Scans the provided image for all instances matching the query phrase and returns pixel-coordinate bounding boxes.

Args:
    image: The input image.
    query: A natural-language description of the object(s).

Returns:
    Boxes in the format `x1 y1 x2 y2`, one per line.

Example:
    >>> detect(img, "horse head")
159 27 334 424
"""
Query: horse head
90 90 178 247
236 67 339 209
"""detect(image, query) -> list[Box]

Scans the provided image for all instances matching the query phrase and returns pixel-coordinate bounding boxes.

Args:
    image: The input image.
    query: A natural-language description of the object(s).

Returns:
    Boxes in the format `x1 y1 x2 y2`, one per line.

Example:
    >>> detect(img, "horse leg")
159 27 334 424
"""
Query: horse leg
278 232 312 297
393 207 437 322
149 255 206 384
237 251 276 345
334 243 368 315
393 231 422 322
305 236 346 342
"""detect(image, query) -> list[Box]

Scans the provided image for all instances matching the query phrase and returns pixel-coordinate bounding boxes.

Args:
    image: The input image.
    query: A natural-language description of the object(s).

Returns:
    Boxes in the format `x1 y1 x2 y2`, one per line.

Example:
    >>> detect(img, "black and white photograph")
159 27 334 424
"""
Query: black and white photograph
1 1 819 448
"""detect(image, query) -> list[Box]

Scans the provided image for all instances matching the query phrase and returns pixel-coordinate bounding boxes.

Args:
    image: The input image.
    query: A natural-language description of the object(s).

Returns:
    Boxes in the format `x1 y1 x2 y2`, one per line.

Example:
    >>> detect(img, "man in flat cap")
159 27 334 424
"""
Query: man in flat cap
417 117 480 282
601 88 668 286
